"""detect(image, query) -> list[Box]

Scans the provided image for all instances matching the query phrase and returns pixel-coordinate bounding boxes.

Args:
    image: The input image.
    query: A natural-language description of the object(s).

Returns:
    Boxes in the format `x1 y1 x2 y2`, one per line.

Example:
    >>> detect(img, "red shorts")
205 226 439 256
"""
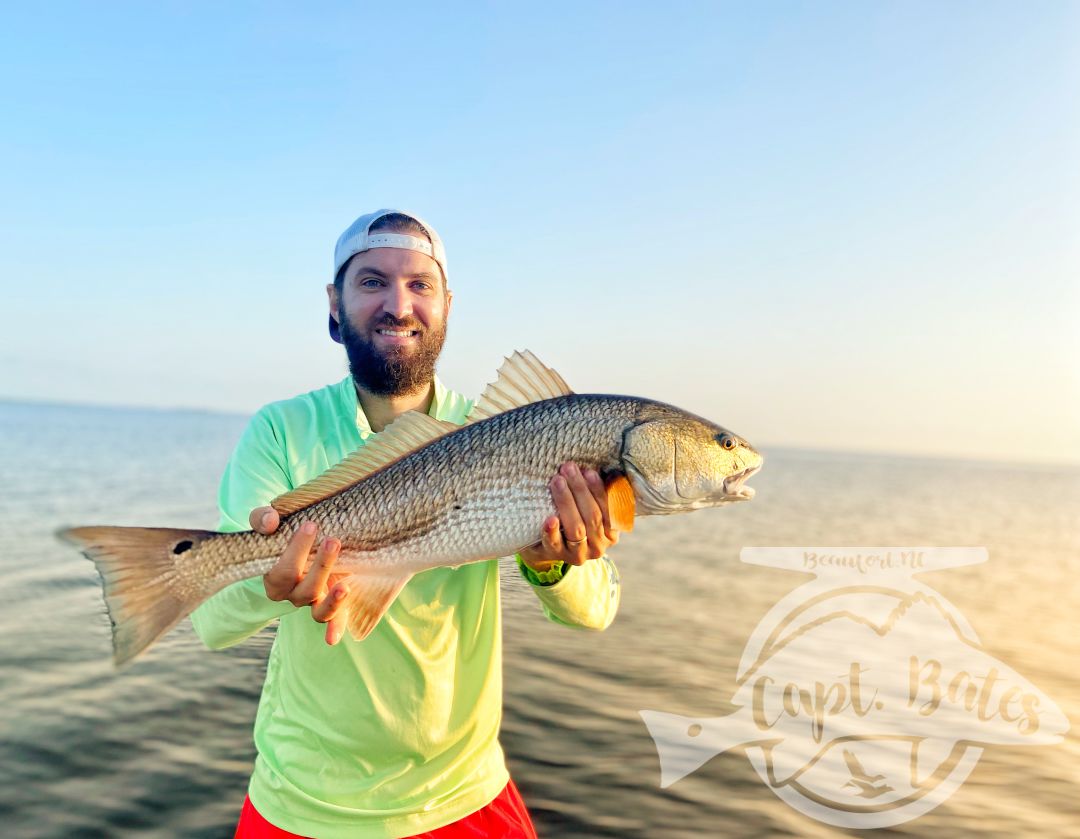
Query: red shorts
233 779 538 839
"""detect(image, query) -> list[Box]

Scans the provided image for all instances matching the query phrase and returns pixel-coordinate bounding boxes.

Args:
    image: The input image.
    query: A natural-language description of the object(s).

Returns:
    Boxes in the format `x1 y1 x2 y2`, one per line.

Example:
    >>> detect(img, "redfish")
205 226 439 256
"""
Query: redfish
60 351 762 665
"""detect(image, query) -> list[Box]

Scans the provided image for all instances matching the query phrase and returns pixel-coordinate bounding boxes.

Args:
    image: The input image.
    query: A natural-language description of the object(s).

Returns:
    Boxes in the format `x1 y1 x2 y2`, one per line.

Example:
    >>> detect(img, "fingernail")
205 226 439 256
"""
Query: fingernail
302 521 316 535
553 476 566 490
328 629 340 645
566 463 579 476
334 587 347 600
324 537 340 552
261 511 273 528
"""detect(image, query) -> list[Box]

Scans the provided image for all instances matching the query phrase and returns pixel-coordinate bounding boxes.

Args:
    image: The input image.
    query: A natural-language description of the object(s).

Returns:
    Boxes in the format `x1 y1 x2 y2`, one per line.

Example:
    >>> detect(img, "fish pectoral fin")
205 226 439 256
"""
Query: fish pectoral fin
604 473 636 531
271 412 458 517
466 350 574 423
340 571 413 642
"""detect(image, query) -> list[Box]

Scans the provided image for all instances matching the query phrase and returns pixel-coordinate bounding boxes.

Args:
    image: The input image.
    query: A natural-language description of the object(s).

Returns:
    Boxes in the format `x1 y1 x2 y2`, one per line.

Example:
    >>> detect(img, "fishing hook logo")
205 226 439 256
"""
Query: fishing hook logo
640 547 1070 829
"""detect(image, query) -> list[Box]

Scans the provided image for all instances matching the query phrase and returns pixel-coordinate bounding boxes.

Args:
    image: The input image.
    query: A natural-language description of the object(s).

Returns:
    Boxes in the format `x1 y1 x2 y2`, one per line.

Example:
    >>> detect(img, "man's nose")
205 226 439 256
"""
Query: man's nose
381 284 413 319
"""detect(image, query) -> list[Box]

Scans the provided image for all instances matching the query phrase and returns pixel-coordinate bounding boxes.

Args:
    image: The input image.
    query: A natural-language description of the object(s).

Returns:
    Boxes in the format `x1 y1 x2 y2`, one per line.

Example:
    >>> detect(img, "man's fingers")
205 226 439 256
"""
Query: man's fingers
559 463 605 560
292 537 341 605
540 516 562 553
583 468 613 539
529 515 564 567
313 578 350 626
250 506 280 534
263 521 317 600
325 609 349 646
550 473 587 564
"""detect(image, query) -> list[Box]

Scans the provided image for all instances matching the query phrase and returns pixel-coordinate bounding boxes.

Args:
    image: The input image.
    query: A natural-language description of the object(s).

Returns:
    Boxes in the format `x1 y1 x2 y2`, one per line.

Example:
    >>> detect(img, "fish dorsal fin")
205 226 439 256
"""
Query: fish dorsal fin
271 411 458 517
466 350 574 423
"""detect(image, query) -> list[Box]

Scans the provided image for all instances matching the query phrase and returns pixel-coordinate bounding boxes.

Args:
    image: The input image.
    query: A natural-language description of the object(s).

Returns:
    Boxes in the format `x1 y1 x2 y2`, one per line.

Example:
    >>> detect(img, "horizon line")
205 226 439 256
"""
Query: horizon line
2 393 1077 472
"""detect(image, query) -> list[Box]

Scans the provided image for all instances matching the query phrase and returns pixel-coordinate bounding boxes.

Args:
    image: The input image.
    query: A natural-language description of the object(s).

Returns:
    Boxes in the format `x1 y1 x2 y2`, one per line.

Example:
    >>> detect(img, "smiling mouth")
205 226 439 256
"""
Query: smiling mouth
376 328 420 338
723 465 761 499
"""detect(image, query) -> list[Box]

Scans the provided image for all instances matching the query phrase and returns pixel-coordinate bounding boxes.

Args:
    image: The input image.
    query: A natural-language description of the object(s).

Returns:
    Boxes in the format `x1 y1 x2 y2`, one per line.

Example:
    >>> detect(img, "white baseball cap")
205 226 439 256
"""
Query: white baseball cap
330 209 447 343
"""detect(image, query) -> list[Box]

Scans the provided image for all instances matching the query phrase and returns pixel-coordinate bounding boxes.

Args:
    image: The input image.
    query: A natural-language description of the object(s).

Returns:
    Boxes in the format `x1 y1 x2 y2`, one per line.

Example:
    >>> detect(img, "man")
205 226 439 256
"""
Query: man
190 209 623 838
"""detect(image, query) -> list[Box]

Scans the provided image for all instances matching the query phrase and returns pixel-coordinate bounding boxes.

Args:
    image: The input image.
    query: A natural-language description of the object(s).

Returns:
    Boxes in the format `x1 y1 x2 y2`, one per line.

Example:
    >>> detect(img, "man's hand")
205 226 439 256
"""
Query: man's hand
250 506 352 646
519 462 619 572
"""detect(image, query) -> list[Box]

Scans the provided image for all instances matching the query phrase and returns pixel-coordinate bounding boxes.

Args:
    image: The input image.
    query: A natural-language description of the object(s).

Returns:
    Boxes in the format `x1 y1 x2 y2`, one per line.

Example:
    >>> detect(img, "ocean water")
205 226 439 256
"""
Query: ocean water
1 400 1077 838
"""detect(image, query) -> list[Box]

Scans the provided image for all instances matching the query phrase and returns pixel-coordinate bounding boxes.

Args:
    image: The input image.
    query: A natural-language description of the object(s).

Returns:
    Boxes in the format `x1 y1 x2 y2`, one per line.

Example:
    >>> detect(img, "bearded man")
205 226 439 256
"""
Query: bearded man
190 209 622 839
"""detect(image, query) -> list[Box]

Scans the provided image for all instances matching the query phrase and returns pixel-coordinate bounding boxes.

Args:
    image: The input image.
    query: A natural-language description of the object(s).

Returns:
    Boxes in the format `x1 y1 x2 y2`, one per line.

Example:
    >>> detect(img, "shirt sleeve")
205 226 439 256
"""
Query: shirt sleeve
514 554 621 631
189 410 296 650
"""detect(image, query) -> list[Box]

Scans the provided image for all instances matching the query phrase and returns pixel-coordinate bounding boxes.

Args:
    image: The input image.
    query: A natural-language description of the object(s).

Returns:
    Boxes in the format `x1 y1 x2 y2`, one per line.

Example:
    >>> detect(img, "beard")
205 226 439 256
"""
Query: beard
338 308 447 397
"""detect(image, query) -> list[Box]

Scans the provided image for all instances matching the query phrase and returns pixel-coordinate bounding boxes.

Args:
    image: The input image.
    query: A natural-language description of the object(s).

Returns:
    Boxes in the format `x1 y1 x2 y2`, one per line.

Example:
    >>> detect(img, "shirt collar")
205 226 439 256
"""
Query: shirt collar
342 375 449 438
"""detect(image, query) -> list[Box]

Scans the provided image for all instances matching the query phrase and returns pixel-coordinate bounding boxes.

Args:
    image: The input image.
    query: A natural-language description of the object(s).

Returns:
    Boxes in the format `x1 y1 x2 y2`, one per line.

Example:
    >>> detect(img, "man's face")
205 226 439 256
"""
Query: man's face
327 246 452 397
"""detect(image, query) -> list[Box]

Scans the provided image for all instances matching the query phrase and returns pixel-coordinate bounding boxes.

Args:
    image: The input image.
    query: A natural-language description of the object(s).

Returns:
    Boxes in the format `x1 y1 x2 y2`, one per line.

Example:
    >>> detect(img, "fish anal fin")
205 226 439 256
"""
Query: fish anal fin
605 473 636 532
340 571 413 641
466 350 574 423
272 413 457 517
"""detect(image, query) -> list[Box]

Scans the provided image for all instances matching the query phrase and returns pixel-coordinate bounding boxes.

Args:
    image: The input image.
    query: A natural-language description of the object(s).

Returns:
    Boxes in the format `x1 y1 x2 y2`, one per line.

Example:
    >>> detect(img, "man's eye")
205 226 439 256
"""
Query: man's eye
359 278 383 288
412 282 432 292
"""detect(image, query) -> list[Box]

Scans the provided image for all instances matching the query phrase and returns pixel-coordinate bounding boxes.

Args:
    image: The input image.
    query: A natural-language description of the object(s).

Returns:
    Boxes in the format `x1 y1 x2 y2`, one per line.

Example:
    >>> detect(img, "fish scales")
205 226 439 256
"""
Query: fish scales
194 395 648 577
176 396 656 644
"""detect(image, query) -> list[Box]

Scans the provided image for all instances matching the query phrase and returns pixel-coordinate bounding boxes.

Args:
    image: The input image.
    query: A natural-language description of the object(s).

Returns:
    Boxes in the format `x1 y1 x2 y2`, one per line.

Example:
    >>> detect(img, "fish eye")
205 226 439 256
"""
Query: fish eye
718 434 737 451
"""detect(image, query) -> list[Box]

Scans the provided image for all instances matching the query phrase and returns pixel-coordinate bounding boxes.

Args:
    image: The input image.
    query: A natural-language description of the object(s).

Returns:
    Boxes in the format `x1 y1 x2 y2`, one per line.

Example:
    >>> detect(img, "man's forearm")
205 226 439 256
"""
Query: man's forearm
189 577 294 650
515 554 620 630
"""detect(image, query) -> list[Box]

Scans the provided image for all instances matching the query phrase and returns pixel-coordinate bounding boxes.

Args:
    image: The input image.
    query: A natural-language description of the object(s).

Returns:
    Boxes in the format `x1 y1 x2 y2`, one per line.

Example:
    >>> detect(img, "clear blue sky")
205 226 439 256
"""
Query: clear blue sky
1 2 1077 464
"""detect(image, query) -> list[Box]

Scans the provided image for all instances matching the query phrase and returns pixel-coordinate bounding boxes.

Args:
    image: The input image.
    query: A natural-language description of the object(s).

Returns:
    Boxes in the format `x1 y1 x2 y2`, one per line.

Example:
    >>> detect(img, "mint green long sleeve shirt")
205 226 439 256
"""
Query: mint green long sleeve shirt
189 375 620 838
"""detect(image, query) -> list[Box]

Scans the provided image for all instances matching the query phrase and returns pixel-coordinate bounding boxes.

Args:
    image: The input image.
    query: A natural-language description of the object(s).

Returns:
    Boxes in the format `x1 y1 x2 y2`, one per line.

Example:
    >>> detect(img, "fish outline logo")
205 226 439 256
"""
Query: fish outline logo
640 547 1071 829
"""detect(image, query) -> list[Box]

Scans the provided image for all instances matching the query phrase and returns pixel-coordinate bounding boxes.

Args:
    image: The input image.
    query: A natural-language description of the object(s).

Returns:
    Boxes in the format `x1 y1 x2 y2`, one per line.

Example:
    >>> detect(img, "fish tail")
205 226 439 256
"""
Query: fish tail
639 710 715 787
58 525 217 666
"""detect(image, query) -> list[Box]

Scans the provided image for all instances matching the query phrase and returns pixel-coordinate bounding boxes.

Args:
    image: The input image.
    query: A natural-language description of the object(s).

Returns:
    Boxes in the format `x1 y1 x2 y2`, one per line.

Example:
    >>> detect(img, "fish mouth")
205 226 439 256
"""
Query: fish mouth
723 464 761 500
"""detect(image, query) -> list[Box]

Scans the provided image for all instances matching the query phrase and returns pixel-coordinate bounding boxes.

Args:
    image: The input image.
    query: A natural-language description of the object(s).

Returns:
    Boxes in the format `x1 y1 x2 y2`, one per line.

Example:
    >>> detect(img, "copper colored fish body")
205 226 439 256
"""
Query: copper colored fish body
60 351 762 665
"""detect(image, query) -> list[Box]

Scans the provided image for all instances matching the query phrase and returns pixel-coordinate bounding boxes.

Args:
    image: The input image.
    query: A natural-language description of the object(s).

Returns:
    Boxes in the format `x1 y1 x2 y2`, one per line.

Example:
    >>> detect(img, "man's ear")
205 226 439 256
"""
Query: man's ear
326 283 339 324
446 288 453 317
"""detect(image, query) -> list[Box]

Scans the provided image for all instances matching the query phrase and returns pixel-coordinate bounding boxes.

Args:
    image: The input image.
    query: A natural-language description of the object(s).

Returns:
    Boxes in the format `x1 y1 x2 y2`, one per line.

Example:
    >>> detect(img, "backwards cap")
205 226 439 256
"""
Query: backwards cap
329 209 448 343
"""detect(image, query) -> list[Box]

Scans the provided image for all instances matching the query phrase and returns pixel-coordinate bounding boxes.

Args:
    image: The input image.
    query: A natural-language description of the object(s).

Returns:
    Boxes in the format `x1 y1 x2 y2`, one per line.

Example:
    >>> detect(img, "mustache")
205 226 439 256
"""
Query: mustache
370 314 424 333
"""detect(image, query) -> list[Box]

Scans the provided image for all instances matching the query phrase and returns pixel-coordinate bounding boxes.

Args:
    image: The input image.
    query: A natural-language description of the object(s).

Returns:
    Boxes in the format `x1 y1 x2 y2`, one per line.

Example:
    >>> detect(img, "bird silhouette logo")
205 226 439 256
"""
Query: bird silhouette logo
640 547 1070 829
842 749 892 798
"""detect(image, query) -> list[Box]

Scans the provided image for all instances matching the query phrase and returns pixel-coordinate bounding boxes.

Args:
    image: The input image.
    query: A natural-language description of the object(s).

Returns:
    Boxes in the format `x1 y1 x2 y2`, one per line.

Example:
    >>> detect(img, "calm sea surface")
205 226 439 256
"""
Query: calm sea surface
1 400 1077 838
